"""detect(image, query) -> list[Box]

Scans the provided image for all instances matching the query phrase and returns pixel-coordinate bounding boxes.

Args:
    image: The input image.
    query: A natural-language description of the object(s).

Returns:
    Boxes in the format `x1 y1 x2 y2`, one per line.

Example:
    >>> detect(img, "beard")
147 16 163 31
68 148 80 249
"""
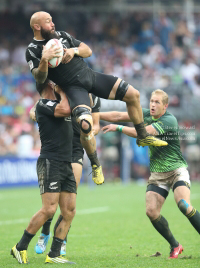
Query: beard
41 27 59 41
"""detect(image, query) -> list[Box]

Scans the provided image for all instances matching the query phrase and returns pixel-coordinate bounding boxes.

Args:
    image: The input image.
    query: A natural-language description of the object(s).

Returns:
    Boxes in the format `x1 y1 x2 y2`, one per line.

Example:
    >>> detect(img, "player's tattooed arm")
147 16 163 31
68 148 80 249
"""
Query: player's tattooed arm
32 67 48 84
32 44 62 83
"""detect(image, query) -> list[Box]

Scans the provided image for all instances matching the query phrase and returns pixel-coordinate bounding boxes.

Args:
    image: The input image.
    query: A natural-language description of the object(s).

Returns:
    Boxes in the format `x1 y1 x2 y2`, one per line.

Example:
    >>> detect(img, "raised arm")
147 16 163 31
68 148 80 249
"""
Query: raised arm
100 111 132 123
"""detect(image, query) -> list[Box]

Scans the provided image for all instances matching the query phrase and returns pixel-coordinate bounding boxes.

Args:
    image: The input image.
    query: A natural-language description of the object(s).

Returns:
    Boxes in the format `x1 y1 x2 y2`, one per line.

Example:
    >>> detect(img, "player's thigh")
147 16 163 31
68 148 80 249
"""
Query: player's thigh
174 186 191 205
72 163 83 187
41 192 60 210
59 191 76 215
66 87 91 111
172 167 191 204
92 71 118 99
72 138 84 186
146 188 166 212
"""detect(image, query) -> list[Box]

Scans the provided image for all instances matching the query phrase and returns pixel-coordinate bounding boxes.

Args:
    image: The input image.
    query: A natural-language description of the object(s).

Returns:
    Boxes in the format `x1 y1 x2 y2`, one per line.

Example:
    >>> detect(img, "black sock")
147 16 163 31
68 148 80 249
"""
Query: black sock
88 151 100 167
151 215 179 248
16 230 35 251
42 218 53 235
54 215 70 243
48 237 63 258
134 122 147 139
65 224 71 243
54 215 63 236
187 208 200 234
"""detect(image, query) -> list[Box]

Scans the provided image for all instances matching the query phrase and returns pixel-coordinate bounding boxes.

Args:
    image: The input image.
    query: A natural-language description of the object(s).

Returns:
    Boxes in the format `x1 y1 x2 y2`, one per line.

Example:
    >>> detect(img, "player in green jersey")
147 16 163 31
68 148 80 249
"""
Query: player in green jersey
100 89 200 259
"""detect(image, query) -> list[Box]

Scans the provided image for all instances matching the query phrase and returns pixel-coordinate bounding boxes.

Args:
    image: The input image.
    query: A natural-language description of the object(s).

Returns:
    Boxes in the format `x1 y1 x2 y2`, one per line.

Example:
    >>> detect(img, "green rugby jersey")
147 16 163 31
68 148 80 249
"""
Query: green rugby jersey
143 108 188 172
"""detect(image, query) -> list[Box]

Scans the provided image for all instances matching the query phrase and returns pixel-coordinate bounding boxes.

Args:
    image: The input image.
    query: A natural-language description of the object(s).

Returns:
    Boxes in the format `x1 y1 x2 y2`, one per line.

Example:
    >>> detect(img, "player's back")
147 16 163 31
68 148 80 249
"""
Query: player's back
36 99 73 162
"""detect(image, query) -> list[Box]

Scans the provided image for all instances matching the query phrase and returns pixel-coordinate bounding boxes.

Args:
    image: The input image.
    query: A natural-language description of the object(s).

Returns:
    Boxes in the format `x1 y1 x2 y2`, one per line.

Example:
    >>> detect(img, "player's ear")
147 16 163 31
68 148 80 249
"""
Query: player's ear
33 24 41 31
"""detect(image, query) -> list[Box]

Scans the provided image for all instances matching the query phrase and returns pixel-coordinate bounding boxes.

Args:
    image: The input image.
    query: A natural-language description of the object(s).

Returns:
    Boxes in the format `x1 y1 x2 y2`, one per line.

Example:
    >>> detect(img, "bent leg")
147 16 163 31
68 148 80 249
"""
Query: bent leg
72 105 104 185
16 192 59 251
174 184 200 234
146 186 179 248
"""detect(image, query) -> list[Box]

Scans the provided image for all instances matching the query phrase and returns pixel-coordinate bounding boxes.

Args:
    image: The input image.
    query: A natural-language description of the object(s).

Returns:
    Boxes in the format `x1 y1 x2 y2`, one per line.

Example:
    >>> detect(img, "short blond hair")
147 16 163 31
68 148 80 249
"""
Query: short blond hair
151 89 169 105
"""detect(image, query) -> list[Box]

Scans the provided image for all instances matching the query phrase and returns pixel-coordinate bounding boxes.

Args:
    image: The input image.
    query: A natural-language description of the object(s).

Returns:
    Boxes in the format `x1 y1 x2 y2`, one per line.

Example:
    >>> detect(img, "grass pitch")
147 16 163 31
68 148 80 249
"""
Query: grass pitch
1 182 200 268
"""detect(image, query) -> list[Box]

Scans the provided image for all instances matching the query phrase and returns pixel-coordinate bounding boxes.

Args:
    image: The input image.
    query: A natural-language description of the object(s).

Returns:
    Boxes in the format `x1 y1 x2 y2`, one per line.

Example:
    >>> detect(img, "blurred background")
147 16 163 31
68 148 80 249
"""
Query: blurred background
0 0 200 188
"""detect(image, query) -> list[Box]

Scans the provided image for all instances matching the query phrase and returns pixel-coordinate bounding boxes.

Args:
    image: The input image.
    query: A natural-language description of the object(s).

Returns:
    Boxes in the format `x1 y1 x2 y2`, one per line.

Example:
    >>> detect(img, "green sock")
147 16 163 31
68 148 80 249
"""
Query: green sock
187 208 200 234
151 215 179 248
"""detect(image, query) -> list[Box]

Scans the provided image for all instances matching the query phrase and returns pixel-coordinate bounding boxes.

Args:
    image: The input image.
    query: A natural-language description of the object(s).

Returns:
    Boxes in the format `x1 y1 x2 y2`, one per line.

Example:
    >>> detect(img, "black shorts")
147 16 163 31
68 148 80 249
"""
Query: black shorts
63 68 118 110
72 136 84 166
37 158 76 194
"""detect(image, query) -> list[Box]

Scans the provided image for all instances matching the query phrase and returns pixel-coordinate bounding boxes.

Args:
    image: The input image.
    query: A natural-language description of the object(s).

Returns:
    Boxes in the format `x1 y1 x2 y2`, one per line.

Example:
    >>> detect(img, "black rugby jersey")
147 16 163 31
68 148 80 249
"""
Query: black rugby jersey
72 94 101 137
36 99 73 162
26 31 88 88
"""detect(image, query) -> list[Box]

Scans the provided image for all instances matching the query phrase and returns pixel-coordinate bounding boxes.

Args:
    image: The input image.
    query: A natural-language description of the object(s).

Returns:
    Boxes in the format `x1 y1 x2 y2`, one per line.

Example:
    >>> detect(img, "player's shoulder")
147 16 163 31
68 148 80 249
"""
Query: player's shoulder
56 31 71 38
36 99 58 110
162 111 178 123
26 39 40 51
142 108 150 117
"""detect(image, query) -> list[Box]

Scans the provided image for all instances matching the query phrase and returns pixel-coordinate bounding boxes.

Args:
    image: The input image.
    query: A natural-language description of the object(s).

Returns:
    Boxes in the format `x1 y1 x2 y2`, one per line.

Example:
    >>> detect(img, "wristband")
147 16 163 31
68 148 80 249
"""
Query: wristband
73 47 79 56
116 125 124 132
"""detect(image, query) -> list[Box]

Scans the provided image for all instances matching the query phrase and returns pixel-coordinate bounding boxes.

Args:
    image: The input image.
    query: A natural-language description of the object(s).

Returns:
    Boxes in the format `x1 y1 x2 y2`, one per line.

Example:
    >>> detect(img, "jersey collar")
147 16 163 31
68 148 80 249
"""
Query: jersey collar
152 111 167 121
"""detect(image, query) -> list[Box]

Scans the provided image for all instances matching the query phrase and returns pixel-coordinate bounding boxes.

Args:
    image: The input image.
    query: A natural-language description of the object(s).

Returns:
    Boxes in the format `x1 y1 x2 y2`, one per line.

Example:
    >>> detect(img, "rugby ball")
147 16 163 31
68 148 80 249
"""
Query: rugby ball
45 39 63 68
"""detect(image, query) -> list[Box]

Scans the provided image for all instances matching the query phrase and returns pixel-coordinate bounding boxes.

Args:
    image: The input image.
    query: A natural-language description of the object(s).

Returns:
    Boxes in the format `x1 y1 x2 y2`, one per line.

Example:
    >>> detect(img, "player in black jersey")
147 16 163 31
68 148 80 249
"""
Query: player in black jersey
33 91 101 256
26 12 167 185
11 79 76 264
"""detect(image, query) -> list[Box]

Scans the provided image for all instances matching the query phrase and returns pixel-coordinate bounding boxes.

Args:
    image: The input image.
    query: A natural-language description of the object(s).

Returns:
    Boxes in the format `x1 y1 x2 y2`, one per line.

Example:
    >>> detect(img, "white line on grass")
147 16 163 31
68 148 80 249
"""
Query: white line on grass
76 206 109 215
0 206 109 226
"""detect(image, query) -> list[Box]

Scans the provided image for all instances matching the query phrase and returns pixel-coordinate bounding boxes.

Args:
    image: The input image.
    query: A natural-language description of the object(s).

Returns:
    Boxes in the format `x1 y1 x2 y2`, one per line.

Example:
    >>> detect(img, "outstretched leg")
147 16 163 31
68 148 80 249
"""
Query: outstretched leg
108 78 168 147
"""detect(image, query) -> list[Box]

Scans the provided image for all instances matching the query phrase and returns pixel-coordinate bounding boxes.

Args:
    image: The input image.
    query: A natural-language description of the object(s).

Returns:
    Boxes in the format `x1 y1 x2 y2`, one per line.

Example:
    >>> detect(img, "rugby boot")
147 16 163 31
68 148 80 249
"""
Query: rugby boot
10 245 29 264
45 254 76 264
35 233 51 254
92 165 104 185
169 244 184 259
137 134 168 147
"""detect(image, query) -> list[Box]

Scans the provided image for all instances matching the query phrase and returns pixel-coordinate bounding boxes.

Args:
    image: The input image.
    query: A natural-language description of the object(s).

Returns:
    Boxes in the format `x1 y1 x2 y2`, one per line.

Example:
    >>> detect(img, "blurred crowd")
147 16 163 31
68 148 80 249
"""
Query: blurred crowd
0 10 200 180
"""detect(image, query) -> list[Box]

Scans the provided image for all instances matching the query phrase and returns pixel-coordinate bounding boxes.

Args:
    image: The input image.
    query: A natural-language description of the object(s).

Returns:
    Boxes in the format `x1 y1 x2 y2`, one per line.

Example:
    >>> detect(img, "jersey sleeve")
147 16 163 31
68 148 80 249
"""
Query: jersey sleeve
25 47 40 72
60 31 82 47
152 115 178 135
36 99 58 116
91 95 101 113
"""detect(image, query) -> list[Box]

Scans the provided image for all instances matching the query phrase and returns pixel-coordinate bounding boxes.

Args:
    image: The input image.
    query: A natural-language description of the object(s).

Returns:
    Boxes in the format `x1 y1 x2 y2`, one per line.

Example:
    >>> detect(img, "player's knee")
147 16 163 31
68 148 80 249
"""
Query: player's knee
72 106 93 135
81 120 90 132
146 207 159 220
63 206 76 220
124 86 140 104
45 205 57 219
178 199 190 215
